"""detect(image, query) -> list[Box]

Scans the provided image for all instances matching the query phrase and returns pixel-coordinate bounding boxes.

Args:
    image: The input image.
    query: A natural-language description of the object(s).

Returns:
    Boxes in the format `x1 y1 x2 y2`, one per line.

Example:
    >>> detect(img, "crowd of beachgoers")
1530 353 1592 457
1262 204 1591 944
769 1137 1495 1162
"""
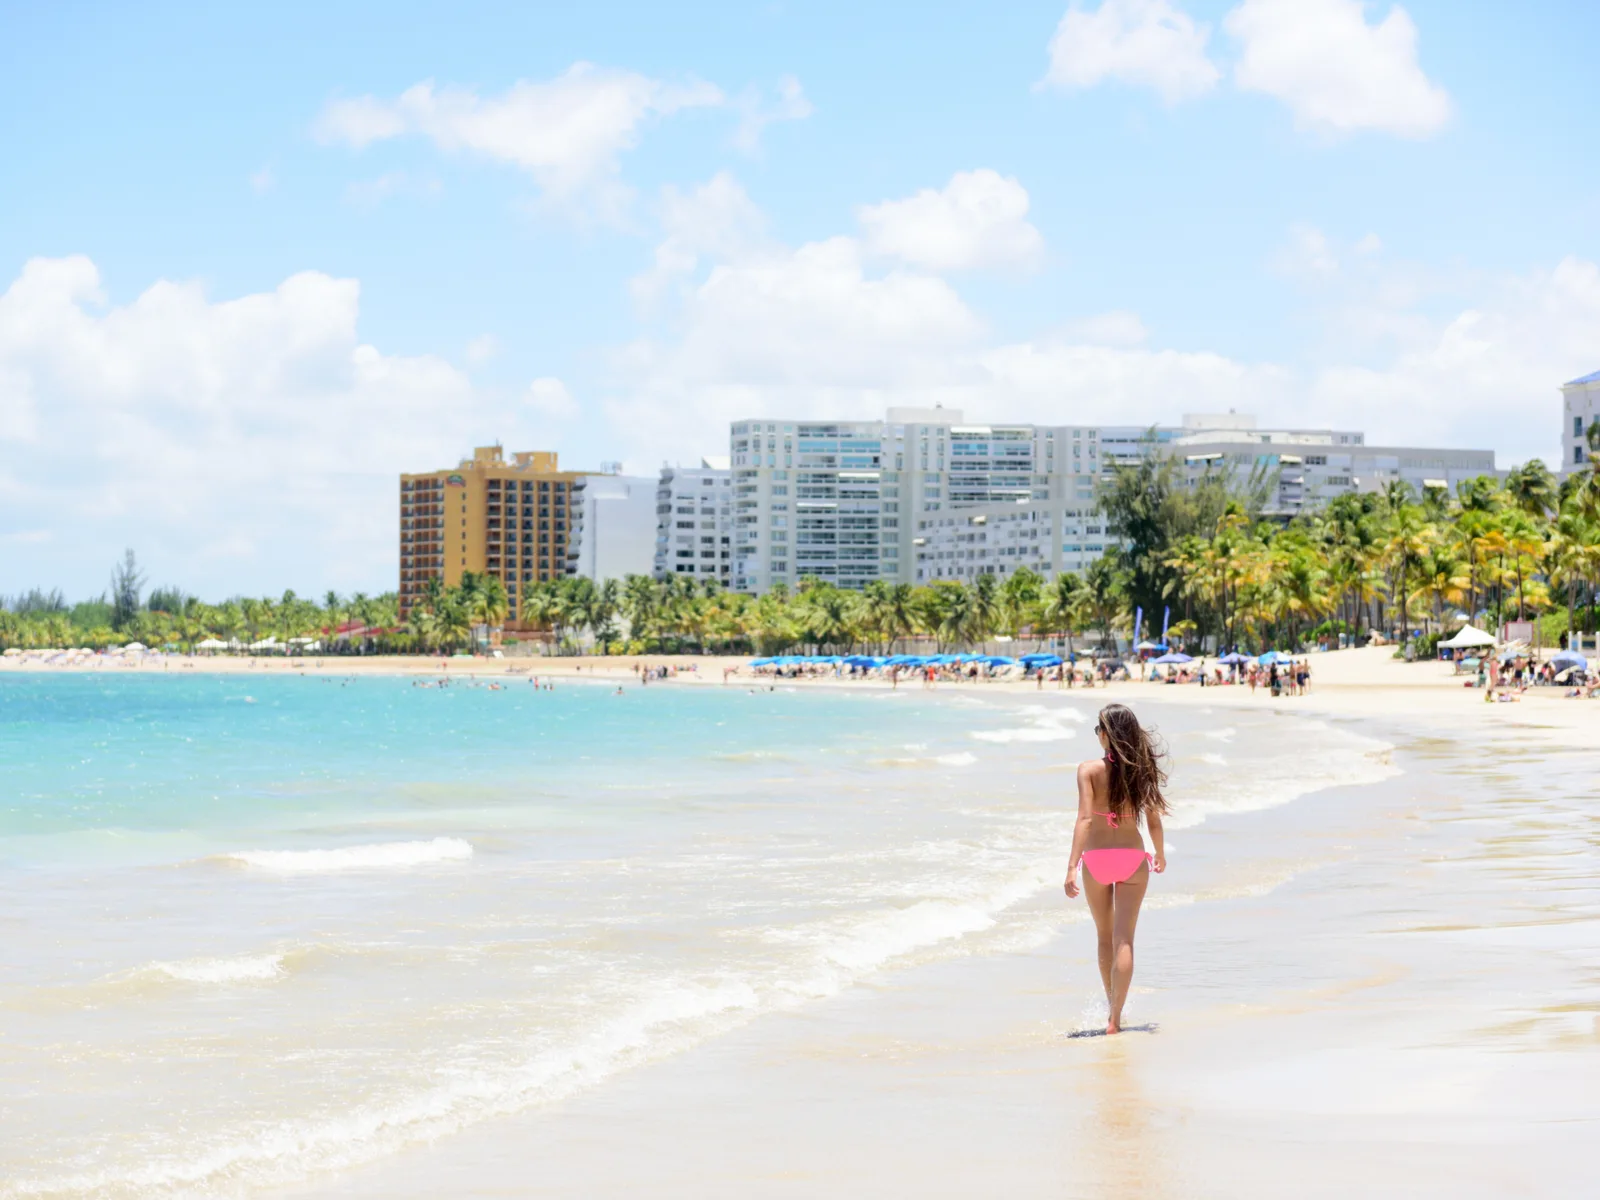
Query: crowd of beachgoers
5 637 1595 700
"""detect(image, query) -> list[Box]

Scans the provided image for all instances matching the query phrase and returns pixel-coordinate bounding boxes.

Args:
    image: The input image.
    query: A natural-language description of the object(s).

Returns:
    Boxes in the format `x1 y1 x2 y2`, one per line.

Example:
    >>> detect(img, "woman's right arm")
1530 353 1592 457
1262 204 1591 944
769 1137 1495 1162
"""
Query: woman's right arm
1064 760 1096 898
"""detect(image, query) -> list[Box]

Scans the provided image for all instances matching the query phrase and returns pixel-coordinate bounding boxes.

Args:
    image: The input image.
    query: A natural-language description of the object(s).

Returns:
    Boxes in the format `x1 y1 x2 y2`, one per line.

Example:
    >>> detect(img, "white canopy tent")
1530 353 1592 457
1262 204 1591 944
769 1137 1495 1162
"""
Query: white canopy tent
1439 625 1496 650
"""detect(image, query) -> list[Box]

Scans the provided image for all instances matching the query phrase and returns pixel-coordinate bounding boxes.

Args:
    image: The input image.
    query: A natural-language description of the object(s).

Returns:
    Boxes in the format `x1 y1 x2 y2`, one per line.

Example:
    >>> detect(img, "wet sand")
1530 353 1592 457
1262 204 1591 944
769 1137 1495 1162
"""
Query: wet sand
282 697 1599 1199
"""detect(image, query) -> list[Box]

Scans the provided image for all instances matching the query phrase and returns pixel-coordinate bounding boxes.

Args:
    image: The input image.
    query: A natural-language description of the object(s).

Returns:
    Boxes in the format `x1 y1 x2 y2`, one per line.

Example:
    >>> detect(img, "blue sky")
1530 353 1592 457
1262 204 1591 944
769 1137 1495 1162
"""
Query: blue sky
2 0 1597 598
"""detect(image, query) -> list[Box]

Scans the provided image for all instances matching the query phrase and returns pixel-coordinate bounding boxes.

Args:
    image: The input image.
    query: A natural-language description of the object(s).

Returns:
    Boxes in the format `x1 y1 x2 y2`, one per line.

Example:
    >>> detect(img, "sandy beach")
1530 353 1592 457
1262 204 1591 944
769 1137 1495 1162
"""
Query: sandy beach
2 649 1595 1198
252 657 1594 1200
6 642 1595 742
244 672 1593 1198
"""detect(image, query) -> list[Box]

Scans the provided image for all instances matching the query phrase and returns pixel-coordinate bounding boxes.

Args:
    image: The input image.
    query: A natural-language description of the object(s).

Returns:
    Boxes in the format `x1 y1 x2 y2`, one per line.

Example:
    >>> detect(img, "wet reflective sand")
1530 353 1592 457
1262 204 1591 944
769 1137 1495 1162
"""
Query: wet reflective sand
292 704 1598 1199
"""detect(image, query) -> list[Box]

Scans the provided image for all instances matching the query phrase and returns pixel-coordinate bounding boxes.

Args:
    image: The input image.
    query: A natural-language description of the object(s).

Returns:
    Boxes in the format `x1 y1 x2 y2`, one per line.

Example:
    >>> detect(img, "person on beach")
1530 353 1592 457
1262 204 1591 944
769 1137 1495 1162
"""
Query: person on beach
1064 704 1168 1035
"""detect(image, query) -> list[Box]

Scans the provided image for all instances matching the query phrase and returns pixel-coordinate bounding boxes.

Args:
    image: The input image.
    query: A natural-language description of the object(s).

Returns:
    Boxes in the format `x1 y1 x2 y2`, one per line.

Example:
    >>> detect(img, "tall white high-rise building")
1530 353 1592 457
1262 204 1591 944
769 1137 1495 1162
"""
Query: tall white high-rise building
1563 370 1600 475
730 407 1157 592
730 408 1495 593
565 473 659 583
654 459 732 582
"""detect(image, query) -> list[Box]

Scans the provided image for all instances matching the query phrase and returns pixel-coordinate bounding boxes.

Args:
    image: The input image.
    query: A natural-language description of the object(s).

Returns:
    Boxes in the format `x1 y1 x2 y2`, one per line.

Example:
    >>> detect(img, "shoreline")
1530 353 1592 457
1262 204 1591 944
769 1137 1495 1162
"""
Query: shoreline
6 643 1593 744
6 655 1593 1196
280 688 1596 1199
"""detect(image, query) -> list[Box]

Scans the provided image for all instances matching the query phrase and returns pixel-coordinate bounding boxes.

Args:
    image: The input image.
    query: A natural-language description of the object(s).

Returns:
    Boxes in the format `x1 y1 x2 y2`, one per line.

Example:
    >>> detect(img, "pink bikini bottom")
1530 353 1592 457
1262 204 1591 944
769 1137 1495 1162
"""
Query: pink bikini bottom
1081 849 1153 885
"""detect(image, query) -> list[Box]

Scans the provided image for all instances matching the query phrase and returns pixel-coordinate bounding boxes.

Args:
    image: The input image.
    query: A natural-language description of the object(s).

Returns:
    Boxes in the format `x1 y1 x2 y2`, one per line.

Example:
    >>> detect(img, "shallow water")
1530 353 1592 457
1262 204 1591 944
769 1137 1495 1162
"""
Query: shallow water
0 674 1398 1198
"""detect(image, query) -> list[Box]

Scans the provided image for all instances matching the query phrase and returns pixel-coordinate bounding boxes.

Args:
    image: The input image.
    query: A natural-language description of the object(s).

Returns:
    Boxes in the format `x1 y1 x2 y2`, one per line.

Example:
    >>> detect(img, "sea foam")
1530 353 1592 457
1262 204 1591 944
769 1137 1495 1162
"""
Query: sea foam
971 705 1082 744
147 953 287 984
219 837 473 873
1166 722 1398 831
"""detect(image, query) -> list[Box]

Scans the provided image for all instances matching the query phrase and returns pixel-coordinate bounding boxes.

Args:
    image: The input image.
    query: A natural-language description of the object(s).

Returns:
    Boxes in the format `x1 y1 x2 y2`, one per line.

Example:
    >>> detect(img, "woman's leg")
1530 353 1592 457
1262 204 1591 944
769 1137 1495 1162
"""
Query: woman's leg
1107 866 1150 1033
1084 872 1116 1008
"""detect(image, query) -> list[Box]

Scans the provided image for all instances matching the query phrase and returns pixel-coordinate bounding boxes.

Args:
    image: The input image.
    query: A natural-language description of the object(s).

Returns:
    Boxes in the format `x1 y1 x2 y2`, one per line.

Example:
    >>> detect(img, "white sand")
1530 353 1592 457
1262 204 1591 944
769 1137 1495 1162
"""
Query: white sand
9 645 1596 1196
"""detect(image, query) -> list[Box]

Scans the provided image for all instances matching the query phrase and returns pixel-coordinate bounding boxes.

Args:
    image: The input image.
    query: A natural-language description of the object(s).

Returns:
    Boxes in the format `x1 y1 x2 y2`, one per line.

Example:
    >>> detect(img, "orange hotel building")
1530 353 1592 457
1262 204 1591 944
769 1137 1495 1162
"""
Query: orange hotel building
399 446 581 630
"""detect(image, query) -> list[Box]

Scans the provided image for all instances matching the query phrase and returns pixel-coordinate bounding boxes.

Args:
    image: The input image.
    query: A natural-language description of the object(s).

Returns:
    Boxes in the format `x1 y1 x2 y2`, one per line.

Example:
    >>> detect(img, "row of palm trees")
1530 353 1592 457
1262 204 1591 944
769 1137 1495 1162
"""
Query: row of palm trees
496 557 1130 657
1159 458 1600 652
0 590 401 653
6 443 1598 657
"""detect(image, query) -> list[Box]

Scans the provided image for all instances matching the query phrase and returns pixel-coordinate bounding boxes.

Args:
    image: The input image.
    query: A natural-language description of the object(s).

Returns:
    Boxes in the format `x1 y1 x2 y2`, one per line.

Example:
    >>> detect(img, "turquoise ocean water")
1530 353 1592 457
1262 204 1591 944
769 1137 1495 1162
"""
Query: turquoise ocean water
0 672 1398 1198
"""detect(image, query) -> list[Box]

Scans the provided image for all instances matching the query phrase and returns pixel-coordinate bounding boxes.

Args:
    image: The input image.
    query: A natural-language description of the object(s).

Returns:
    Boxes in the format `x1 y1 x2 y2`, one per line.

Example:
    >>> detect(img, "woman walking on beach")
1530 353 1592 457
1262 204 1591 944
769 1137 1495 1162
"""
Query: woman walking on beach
1064 703 1168 1034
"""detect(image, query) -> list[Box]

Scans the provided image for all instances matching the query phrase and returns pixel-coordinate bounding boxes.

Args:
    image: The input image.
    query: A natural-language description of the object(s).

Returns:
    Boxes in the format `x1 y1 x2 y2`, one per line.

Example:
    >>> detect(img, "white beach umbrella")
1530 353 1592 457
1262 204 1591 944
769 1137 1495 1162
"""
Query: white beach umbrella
1439 625 1496 649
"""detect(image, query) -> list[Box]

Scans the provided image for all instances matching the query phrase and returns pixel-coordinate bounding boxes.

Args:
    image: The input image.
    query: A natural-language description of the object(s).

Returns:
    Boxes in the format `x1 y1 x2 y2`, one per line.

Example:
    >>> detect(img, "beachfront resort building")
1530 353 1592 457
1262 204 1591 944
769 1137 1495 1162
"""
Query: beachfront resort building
565 472 658 584
1562 370 1600 475
400 446 616 630
729 409 1497 593
654 460 733 582
1169 416 1497 517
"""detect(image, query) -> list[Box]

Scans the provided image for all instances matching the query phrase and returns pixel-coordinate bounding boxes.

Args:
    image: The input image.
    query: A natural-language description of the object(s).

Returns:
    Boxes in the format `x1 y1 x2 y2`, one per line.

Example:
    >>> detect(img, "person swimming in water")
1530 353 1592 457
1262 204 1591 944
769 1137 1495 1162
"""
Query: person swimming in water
1064 703 1169 1034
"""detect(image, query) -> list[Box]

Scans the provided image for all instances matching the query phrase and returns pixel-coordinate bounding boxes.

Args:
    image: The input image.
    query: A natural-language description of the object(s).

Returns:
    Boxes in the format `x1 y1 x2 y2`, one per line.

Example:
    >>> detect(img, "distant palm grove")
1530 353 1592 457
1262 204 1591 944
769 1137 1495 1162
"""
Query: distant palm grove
5 437 1599 657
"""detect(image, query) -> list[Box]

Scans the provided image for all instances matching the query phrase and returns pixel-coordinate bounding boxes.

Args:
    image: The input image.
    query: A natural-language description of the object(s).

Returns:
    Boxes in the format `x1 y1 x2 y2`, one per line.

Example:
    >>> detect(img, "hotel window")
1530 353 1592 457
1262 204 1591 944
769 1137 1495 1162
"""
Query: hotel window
1579 446 1587 465
1577 416 1585 437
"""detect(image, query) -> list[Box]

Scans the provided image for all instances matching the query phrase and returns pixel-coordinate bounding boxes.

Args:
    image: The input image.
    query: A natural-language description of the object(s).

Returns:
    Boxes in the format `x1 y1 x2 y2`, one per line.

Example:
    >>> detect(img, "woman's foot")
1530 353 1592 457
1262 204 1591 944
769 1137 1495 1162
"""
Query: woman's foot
1105 1018 1121 1035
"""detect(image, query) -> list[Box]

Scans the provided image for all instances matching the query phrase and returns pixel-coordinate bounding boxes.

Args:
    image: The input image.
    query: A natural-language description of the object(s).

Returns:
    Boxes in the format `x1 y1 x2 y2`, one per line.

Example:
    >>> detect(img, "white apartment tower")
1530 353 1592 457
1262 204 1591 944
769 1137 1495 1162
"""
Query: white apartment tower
654 459 733 582
565 473 659 582
730 408 1496 594
1563 370 1600 475
730 407 1128 592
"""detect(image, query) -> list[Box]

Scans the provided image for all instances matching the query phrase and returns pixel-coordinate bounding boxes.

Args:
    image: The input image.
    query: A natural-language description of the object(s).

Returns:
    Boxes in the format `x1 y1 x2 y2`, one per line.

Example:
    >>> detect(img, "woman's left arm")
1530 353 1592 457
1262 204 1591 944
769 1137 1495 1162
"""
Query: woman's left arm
1064 760 1096 898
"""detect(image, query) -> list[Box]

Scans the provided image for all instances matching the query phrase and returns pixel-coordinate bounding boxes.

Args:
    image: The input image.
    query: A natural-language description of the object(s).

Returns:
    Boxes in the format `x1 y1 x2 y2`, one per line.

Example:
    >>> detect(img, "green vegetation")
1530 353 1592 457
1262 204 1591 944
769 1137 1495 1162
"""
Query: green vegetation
0 551 404 653
5 430 1598 657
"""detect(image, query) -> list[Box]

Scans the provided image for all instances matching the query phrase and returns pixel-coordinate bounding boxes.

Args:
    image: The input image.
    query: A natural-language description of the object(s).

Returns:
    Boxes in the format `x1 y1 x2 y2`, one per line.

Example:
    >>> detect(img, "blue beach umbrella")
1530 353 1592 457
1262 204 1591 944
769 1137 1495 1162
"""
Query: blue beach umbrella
1218 652 1251 665
1550 650 1588 671
1151 652 1193 665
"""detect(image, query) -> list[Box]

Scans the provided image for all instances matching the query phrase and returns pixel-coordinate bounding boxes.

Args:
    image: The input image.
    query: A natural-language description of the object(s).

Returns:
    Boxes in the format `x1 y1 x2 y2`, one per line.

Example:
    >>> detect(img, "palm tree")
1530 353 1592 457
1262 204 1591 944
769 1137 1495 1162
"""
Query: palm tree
1042 570 1086 655
323 590 345 646
1082 556 1125 650
970 572 1002 646
1505 459 1556 521
999 567 1042 639
1384 502 1434 643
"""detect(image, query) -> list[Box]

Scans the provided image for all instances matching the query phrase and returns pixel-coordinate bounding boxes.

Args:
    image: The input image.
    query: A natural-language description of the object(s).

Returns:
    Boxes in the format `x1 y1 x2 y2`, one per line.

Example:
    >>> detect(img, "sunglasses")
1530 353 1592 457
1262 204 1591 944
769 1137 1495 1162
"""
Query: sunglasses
1094 723 1105 735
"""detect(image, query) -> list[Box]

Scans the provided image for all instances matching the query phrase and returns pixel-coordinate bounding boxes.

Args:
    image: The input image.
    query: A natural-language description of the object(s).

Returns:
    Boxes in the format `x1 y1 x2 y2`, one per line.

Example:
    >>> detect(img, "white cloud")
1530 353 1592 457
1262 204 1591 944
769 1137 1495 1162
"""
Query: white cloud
1042 0 1220 103
525 377 579 419
631 172 770 305
608 234 984 457
249 167 275 194
857 170 1044 272
314 64 724 218
733 76 814 153
465 334 500 365
1303 256 1600 462
607 185 1594 473
1226 0 1451 137
1061 310 1150 346
0 257 529 596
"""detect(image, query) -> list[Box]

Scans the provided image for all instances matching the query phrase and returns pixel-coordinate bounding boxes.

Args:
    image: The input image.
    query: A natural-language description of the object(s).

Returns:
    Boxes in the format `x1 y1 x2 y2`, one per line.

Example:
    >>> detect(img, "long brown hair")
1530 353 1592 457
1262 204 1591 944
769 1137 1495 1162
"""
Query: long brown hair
1097 703 1169 822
